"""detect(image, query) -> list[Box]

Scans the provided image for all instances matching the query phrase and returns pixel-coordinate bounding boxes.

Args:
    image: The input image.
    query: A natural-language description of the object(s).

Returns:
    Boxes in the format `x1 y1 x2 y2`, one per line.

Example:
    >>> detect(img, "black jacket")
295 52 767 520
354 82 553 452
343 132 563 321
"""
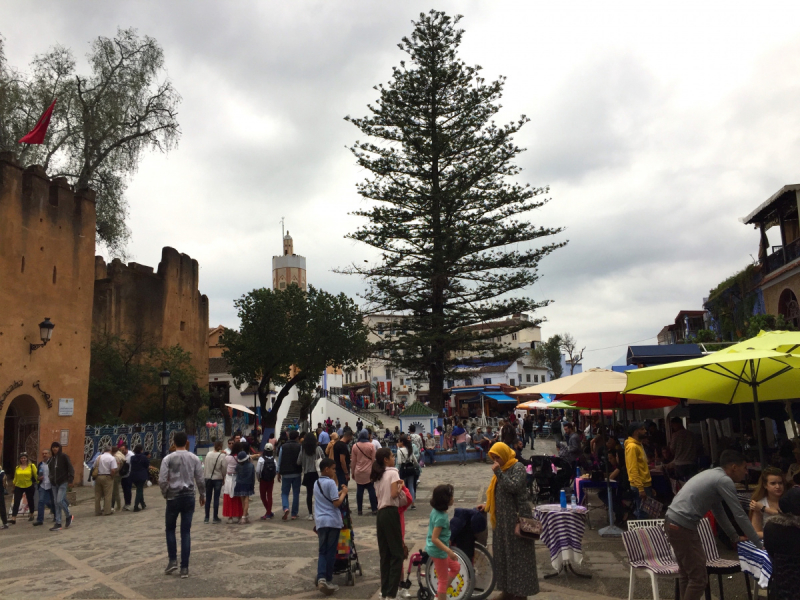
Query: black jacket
47 452 74 487
129 453 151 484
278 441 302 475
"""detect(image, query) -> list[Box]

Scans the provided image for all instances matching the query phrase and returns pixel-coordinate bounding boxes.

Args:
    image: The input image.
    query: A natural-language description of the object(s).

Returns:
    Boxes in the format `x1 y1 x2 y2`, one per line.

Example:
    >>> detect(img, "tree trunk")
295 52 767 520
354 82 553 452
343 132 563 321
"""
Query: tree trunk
262 373 305 429
257 374 271 429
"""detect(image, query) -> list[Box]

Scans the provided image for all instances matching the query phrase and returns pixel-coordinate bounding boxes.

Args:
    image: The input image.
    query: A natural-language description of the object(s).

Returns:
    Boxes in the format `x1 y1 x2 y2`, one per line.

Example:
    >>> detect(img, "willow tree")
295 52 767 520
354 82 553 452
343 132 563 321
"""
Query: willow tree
340 11 565 410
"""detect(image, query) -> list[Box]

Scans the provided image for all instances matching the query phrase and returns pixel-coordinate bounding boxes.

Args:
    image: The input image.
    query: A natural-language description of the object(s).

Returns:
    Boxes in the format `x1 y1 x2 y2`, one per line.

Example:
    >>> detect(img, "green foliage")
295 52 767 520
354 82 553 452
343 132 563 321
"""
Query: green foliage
705 265 759 341
87 333 205 426
743 313 796 339
222 285 370 428
0 29 180 257
530 335 563 379
339 11 564 409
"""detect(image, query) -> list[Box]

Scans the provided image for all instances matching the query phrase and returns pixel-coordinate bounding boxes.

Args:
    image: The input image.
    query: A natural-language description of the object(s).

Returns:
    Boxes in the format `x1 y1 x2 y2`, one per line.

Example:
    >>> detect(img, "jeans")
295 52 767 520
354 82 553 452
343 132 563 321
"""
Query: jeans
37 487 53 523
377 507 404 598
423 449 436 464
165 495 195 569
133 482 145 510
523 431 534 449
456 442 467 463
204 479 223 520
281 475 301 516
316 527 340 582
631 486 654 520
403 476 416 501
121 477 133 506
356 482 377 513
54 483 71 525
259 479 274 516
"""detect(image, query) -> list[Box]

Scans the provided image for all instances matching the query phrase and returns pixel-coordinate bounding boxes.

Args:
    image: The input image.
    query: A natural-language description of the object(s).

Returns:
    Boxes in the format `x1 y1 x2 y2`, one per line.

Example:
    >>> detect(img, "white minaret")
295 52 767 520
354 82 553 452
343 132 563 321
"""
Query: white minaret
272 228 306 291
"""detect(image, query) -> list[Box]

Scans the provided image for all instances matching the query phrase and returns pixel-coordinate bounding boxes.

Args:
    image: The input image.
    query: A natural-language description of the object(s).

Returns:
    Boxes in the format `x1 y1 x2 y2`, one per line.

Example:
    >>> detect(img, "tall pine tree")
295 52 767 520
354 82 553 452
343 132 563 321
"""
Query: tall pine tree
340 11 565 410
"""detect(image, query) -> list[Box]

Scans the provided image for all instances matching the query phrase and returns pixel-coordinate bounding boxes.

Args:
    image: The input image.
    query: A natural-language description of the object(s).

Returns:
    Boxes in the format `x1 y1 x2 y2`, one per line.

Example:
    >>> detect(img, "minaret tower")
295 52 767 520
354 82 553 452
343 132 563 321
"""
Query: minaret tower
272 228 307 291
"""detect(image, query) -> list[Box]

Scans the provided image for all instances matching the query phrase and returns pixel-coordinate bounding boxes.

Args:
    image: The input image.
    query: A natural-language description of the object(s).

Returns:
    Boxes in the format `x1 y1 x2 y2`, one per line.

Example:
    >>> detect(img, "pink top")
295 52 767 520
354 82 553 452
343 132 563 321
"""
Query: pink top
375 466 402 509
455 431 467 444
350 442 376 485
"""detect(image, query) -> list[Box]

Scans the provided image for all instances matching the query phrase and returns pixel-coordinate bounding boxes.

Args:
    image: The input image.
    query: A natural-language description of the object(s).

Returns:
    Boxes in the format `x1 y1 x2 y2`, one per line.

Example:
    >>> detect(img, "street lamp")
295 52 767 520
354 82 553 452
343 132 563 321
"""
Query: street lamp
29 317 55 354
251 380 259 433
160 369 170 458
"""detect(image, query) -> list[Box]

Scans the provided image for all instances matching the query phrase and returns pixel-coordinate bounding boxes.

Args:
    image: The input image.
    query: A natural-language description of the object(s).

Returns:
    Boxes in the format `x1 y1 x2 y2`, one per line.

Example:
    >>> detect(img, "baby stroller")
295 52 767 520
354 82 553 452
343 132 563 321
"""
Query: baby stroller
331 496 362 586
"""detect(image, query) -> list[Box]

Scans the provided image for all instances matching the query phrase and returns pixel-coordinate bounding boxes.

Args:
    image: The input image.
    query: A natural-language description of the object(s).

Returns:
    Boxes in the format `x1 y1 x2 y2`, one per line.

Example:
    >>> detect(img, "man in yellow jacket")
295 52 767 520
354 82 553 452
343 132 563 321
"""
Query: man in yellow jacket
624 422 653 519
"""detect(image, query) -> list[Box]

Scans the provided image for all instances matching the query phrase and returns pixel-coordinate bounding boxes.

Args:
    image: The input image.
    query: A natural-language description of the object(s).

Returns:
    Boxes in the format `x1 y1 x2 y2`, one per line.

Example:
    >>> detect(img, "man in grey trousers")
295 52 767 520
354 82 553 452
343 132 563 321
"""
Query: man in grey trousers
665 449 762 600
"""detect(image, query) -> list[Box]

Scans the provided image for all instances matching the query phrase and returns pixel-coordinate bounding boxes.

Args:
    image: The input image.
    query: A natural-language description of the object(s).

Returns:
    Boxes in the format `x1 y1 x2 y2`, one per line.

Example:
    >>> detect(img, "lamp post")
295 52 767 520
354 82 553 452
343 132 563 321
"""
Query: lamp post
29 317 55 354
251 380 259 434
160 370 170 458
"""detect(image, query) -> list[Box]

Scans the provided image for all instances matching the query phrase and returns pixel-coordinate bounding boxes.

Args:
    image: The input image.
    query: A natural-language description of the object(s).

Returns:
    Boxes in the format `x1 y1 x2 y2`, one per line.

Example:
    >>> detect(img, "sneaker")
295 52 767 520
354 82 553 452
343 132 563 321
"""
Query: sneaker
227 518 233 524
291 515 298 520
49 524 62 531
306 514 314 521
133 507 141 513
165 560 178 575
0 524 8 529
398 590 411 599
65 515 73 528
282 510 289 521
212 518 222 524
33 521 43 526
204 517 209 524
123 505 131 511
180 568 189 579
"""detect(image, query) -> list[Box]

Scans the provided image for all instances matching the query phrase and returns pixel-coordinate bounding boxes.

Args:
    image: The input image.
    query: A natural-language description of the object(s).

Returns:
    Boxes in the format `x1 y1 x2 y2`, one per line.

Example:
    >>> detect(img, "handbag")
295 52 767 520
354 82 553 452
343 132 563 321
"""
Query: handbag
514 515 542 541
640 495 665 519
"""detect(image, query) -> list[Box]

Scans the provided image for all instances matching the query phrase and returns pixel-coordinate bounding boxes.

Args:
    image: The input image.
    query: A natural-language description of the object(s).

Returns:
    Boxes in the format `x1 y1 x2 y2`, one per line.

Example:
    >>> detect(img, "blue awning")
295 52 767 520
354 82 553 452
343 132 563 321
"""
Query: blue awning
483 393 517 404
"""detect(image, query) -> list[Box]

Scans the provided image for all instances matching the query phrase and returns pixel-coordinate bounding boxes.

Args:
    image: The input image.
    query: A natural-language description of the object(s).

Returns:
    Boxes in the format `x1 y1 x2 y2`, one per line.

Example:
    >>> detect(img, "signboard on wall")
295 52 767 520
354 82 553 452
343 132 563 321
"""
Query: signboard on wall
58 398 74 416
60 429 69 446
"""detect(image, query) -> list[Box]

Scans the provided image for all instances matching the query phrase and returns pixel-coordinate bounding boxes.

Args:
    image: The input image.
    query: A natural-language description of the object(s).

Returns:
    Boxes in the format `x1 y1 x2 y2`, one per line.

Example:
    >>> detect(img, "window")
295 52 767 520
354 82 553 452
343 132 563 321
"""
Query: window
534 374 539 383
447 380 455 388
510 378 516 386
377 323 384 335
483 378 491 384
279 281 286 289
512 333 517 341
180 321 186 331
526 374 531 382
465 378 472 386
385 369 392 380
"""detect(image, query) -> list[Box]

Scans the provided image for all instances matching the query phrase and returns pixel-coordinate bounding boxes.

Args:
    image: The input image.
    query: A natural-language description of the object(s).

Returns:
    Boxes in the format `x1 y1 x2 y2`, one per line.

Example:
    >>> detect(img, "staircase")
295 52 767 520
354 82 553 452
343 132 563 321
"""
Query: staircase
276 399 304 435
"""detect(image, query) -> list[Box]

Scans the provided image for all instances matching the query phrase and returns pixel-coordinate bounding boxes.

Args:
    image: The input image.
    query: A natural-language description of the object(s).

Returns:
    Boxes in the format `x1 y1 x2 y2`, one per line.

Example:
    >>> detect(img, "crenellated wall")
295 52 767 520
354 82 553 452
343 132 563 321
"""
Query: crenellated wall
0 152 97 477
93 247 209 384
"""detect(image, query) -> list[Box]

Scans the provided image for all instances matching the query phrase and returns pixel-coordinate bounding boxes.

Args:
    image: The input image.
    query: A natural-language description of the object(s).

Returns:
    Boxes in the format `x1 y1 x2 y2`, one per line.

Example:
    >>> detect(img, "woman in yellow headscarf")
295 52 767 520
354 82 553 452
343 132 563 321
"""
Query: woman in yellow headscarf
325 432 339 459
477 442 538 600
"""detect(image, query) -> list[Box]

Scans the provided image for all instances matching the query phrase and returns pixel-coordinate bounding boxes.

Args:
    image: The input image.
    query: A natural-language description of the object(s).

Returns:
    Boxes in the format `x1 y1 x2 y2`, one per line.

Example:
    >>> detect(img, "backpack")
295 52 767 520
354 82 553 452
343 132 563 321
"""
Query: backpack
259 456 276 482
119 461 130 478
398 448 417 479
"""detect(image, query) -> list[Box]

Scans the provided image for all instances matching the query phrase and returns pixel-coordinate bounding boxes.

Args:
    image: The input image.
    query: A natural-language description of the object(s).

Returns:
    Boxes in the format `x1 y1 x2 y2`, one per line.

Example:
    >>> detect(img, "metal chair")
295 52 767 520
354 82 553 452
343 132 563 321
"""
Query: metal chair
623 520 680 600
696 517 752 600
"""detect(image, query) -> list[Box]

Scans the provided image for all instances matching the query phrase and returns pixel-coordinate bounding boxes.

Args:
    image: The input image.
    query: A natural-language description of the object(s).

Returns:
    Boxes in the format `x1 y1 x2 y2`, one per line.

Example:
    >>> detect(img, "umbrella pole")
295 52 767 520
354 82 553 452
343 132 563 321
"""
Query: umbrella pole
598 392 623 537
750 359 766 468
785 400 799 440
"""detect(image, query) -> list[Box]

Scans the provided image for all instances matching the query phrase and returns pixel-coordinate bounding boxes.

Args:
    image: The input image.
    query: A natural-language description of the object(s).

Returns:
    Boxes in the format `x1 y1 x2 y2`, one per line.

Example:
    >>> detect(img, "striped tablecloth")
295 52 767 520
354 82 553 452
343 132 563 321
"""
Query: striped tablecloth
534 504 589 572
738 541 772 589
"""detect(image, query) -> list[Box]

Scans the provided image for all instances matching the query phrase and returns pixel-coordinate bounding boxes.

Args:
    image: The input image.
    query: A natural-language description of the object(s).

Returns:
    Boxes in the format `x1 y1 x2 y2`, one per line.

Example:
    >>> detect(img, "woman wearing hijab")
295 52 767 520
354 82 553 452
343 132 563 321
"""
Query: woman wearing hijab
763 486 800 599
325 432 339 459
234 450 255 524
351 429 378 516
477 442 538 600
11 452 37 524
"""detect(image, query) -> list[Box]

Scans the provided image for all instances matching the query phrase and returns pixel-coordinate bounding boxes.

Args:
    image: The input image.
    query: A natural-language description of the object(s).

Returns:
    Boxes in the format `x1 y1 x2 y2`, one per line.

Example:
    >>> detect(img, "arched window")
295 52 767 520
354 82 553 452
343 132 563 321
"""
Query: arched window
778 288 800 328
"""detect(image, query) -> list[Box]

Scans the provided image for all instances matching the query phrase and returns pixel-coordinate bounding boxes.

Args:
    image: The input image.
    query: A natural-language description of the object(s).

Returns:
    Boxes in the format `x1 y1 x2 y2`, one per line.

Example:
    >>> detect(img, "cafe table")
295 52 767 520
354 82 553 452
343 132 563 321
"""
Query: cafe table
534 503 592 579
737 541 772 590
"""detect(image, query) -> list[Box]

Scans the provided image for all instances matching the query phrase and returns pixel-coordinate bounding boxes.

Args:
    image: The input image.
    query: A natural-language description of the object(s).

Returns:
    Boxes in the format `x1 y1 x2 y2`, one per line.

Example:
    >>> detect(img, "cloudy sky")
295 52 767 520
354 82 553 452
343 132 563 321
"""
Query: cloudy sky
5 1 800 368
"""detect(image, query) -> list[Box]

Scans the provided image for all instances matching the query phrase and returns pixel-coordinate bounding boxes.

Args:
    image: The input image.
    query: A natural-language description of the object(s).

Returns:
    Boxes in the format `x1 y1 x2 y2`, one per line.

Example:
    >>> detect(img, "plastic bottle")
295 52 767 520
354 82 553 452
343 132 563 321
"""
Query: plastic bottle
571 494 577 510
560 489 567 509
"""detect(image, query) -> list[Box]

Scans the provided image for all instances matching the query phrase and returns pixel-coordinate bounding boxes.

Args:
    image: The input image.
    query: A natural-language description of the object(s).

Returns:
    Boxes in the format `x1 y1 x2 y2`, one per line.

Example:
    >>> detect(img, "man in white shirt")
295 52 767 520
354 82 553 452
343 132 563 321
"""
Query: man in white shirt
94 446 118 516
370 431 382 452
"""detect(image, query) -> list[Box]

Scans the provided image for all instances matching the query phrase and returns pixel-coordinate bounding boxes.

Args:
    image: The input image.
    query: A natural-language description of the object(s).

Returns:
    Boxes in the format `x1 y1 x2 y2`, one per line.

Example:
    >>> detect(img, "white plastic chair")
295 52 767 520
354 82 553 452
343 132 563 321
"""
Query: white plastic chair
622 519 679 600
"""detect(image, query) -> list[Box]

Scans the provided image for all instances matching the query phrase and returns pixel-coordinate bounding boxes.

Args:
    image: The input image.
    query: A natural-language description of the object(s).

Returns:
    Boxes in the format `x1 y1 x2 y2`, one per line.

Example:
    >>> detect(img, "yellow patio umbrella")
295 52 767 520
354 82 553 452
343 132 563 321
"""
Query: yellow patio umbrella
624 346 800 466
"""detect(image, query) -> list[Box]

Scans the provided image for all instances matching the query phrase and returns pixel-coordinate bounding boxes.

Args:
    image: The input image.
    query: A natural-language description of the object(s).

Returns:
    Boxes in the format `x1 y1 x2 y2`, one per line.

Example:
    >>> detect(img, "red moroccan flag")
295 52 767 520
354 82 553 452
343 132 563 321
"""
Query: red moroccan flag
18 98 57 144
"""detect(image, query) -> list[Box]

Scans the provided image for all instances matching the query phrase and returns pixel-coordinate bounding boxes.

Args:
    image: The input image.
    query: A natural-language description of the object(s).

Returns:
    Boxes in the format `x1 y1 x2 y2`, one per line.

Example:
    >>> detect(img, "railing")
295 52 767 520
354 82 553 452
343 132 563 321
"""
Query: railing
764 238 800 273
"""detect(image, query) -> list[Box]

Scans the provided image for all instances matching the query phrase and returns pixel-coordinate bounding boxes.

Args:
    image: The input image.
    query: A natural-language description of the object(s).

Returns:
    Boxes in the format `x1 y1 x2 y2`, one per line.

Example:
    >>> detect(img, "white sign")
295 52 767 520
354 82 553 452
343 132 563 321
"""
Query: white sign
60 429 69 446
58 398 74 416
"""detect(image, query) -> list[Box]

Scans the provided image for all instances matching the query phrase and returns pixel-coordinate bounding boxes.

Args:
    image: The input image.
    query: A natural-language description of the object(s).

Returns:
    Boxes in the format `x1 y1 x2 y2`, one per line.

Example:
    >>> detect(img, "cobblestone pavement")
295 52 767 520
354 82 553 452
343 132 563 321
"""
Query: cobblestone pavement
0 435 758 599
